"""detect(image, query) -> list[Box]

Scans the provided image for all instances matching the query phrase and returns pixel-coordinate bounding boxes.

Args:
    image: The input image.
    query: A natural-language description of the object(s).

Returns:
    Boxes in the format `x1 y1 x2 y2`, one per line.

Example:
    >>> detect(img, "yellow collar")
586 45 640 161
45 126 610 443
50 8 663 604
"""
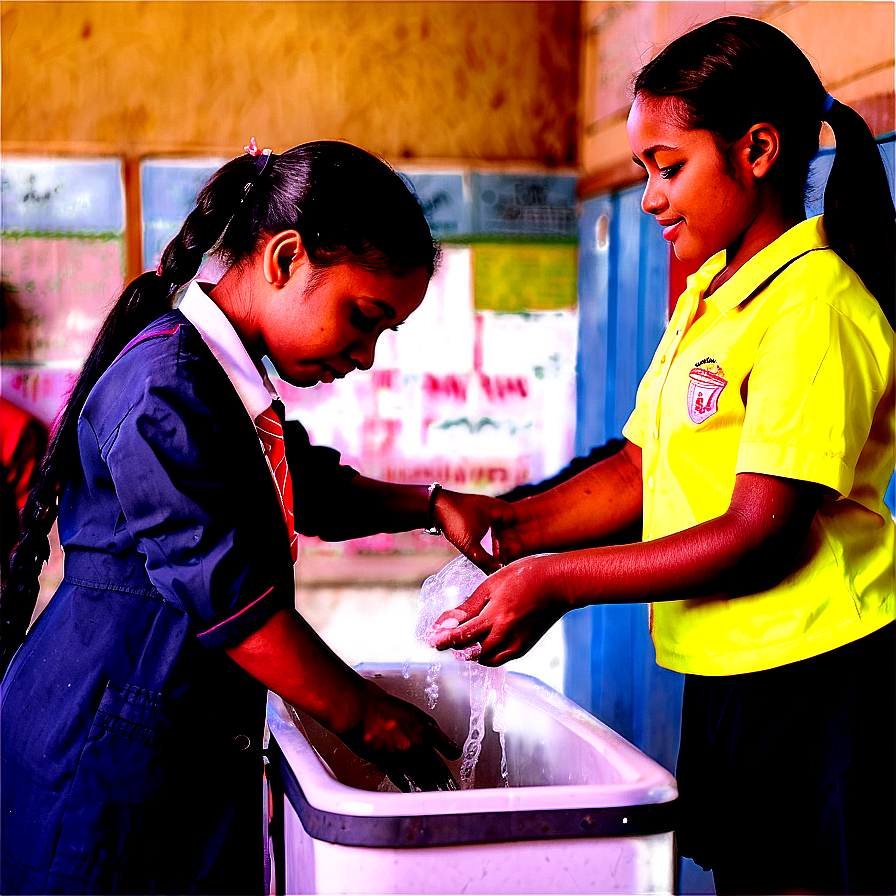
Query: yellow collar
686 216 830 315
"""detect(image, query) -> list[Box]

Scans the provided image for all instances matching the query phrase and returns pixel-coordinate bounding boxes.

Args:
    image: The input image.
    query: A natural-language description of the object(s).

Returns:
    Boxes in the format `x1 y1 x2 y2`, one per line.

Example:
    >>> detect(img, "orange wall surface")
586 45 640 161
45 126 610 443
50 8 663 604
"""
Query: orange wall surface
1 0 580 165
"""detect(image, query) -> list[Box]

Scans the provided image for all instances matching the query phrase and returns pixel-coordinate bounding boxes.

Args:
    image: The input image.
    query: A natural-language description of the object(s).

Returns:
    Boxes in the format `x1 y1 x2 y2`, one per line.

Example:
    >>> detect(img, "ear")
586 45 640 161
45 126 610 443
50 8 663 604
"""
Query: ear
262 230 307 287
743 123 781 180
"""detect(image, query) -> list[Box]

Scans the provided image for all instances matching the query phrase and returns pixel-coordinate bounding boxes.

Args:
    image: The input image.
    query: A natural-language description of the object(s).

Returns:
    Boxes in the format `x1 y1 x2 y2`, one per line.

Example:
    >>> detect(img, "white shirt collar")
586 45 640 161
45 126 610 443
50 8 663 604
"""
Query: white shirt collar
177 281 275 420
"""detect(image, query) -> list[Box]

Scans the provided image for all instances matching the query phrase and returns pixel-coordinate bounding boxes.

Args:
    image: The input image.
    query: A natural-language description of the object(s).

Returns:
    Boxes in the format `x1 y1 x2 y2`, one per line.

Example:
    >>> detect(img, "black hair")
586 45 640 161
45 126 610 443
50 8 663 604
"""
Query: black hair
633 15 895 326
0 140 439 675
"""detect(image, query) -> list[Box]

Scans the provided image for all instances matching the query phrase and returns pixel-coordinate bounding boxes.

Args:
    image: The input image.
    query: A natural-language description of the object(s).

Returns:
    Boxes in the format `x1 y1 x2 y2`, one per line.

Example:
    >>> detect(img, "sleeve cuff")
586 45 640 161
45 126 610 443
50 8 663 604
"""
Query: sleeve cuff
196 583 293 649
736 439 854 496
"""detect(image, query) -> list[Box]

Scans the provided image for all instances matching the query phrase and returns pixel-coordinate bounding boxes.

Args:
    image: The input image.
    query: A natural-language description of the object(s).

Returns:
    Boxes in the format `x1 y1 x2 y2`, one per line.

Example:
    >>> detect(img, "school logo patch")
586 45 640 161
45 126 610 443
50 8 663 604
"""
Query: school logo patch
687 358 727 424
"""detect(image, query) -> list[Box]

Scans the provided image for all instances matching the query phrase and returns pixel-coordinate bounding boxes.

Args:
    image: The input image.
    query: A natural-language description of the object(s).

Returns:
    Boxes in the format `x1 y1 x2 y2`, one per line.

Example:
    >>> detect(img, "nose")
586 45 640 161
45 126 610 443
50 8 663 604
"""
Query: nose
641 175 667 216
349 333 377 371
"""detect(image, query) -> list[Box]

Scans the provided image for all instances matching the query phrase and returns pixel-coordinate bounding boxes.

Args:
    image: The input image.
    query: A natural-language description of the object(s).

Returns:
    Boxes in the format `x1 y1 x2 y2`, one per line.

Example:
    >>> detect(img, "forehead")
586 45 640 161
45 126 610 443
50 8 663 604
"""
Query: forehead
627 95 720 158
627 95 689 143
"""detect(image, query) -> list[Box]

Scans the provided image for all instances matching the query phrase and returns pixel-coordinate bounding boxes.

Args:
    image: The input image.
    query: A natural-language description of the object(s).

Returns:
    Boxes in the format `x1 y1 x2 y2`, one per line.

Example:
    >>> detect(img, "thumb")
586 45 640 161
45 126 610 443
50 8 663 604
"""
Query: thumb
461 537 502 575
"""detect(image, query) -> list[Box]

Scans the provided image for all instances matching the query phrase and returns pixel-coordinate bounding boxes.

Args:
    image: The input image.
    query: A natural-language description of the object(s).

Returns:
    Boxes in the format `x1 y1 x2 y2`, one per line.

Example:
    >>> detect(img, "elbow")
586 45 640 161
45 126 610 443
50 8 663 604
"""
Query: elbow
723 520 815 597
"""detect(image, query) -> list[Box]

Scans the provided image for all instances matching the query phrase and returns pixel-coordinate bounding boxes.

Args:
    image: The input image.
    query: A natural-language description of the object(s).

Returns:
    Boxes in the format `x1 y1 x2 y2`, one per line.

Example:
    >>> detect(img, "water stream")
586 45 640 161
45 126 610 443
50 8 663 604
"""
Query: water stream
403 555 509 790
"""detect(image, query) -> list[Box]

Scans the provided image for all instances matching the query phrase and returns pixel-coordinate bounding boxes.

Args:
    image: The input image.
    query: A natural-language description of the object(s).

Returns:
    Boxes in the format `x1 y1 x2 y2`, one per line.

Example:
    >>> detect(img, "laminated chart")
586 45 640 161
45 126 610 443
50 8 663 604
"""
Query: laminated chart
1 159 126 427
136 162 581 557
141 160 223 272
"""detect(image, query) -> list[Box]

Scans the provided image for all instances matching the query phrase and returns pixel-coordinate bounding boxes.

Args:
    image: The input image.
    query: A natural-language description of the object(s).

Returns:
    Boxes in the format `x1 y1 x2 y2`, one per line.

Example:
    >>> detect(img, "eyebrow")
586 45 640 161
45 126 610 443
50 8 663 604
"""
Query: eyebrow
632 143 681 167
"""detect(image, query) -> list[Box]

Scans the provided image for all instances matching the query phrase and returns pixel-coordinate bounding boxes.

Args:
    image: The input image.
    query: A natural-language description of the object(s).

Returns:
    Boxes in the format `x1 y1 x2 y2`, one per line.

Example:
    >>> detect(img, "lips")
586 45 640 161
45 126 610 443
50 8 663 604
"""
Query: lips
321 363 350 383
657 218 683 242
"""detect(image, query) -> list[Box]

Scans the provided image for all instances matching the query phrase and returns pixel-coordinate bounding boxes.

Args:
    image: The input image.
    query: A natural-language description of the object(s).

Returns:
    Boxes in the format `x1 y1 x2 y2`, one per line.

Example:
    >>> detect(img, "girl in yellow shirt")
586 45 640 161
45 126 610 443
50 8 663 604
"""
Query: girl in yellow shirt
429 16 895 894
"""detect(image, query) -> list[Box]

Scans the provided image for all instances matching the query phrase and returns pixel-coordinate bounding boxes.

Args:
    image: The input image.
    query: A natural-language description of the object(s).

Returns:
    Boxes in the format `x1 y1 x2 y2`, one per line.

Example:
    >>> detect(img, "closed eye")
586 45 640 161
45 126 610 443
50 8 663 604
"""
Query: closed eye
351 309 381 333
660 163 684 179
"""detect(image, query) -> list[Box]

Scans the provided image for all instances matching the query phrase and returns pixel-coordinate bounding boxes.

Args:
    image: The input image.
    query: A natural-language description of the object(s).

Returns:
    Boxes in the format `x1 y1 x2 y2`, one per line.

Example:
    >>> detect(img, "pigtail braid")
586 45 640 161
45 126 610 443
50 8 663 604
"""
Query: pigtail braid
823 100 896 327
2 143 437 677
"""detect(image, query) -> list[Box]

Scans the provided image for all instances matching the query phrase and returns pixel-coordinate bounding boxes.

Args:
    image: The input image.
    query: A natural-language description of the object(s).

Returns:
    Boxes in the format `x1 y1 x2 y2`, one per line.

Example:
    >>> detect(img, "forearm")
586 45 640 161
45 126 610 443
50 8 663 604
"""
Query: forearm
309 476 431 541
510 441 644 554
225 608 366 736
549 473 821 608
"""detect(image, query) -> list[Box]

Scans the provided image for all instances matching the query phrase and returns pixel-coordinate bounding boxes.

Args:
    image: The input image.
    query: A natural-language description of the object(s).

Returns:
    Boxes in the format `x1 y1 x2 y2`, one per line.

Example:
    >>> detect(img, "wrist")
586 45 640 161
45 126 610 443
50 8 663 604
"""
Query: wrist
424 481 443 535
536 553 580 611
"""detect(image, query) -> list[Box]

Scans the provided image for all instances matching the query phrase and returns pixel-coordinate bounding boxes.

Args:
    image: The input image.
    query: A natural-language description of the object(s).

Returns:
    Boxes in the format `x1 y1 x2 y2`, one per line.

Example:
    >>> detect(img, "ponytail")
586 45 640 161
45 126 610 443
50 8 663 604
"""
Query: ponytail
823 99 895 327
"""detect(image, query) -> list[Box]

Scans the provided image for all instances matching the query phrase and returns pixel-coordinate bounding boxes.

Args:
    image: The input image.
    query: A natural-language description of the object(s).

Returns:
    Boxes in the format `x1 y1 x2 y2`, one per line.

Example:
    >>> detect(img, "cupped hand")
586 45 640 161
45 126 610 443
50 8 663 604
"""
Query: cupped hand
340 678 462 792
434 491 518 574
425 554 569 665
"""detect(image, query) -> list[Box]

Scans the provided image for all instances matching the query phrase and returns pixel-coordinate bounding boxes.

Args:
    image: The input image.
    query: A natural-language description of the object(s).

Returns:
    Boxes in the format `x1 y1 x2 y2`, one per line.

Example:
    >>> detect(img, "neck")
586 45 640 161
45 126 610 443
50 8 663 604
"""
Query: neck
709 201 804 296
209 267 263 361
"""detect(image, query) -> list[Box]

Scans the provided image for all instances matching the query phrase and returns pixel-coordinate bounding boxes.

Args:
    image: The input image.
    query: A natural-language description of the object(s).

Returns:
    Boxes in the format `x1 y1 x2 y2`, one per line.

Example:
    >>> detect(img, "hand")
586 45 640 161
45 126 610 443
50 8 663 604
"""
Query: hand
434 490 518 574
425 554 569 665
340 678 462 792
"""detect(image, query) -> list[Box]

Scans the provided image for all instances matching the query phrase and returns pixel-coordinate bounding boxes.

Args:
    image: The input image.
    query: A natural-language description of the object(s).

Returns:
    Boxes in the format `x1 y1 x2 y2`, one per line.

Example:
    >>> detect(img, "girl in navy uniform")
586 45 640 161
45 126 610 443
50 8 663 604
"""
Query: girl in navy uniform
0 140 499 894
429 17 895 895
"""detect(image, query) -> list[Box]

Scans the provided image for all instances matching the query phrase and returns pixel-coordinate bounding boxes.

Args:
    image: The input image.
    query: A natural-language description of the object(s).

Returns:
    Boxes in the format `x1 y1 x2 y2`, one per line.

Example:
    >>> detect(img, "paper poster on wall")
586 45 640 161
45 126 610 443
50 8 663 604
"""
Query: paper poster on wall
475 311 577 379
141 160 224 271
398 171 471 239
473 242 577 312
0 366 79 431
472 173 577 238
2 158 127 429
1 159 125 235
376 247 475 374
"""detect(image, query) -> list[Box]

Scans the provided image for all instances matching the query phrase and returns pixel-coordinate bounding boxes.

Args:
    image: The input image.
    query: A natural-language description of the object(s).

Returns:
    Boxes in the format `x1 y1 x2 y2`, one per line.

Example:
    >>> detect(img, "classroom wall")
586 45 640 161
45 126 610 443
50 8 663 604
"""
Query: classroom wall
578 0 896 196
1 1 579 160
1 1 583 656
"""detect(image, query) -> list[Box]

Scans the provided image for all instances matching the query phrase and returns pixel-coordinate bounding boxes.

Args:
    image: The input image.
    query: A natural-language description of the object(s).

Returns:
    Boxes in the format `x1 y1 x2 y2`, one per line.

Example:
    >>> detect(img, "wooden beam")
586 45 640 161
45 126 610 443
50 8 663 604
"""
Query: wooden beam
122 155 143 282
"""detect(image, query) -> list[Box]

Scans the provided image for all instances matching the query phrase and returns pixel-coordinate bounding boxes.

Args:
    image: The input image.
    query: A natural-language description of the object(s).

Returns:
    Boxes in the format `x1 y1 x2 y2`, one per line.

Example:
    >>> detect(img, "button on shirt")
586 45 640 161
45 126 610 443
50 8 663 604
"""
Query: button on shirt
624 216 895 675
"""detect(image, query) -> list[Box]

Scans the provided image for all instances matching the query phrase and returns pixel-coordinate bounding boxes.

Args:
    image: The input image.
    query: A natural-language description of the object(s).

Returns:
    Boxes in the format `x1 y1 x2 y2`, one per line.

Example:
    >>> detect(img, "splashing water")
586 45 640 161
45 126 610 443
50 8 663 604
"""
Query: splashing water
405 555 509 789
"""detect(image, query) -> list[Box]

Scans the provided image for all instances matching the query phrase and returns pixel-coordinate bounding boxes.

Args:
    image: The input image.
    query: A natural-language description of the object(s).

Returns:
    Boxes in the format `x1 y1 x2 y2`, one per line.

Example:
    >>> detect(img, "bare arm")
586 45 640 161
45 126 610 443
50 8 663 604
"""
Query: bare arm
493 441 644 560
430 472 824 665
305 475 515 573
226 608 461 788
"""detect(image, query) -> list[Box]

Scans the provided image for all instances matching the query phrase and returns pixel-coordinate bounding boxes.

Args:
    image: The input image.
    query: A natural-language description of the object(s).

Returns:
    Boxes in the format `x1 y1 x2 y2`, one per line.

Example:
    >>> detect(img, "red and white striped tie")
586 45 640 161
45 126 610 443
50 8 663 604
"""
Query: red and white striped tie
256 404 299 564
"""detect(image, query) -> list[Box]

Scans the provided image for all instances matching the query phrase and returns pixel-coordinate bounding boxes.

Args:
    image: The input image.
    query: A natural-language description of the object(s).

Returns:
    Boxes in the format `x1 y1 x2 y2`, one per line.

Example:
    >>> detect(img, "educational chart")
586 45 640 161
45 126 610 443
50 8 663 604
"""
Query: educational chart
1 159 126 427
139 161 580 556
273 245 578 556
0 158 579 558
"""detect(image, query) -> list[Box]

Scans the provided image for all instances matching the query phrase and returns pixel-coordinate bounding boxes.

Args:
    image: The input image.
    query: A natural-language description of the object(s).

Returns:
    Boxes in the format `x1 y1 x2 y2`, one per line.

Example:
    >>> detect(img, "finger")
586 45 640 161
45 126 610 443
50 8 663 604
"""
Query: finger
429 618 491 650
460 539 500 575
478 644 518 666
409 707 463 759
490 531 503 565
422 720 463 760
383 748 459 792
430 586 489 629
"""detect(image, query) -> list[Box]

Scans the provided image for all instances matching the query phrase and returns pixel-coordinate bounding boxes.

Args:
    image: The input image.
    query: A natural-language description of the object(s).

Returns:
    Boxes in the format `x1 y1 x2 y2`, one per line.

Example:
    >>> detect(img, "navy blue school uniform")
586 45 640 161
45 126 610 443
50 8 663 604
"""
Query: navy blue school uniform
1 311 357 894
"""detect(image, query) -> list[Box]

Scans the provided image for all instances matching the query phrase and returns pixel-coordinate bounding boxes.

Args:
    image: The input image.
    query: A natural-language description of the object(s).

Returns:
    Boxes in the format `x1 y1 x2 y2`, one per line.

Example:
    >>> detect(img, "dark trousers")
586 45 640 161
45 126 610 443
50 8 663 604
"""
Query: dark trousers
676 623 896 895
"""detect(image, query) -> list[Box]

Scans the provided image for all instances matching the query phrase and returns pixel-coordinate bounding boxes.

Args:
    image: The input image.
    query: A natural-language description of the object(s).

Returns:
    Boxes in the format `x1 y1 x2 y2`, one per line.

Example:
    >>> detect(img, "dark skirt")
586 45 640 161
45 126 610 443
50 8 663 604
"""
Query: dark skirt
676 622 895 895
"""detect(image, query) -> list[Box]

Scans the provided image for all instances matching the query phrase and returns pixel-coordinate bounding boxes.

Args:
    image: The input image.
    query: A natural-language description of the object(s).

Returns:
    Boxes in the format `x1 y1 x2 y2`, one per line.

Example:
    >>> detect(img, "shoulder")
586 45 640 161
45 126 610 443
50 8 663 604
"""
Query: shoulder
82 312 238 440
770 246 890 337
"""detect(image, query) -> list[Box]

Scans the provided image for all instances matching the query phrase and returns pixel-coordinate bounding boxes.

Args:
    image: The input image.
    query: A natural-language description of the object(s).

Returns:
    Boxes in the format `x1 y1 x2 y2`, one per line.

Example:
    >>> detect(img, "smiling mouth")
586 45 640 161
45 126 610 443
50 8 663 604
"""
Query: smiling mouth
657 218 683 240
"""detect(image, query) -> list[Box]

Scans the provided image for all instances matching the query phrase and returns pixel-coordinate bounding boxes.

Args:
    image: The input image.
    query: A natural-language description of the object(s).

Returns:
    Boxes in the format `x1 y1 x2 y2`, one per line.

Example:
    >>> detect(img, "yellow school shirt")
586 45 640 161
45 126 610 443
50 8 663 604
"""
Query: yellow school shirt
623 216 895 675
